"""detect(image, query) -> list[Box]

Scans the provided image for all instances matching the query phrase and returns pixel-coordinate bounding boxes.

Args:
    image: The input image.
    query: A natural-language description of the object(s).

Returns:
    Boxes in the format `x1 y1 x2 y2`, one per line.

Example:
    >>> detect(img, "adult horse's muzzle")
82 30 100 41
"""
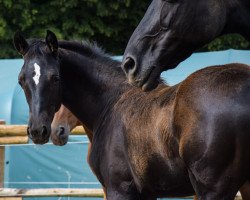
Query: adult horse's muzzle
27 123 51 144
122 57 161 91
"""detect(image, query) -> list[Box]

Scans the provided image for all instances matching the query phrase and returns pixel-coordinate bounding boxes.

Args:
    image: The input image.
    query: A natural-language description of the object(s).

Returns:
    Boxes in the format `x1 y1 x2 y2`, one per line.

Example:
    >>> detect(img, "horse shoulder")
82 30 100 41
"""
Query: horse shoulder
113 87 192 193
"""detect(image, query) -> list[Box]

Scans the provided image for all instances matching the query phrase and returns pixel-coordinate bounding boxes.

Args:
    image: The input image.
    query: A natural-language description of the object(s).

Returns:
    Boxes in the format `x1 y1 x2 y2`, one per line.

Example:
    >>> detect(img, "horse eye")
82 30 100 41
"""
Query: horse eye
51 75 60 83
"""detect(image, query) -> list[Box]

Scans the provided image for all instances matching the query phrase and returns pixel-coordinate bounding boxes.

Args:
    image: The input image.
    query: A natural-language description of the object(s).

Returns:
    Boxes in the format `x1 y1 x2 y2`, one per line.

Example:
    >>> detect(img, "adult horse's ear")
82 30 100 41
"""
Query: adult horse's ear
45 30 58 54
13 31 29 56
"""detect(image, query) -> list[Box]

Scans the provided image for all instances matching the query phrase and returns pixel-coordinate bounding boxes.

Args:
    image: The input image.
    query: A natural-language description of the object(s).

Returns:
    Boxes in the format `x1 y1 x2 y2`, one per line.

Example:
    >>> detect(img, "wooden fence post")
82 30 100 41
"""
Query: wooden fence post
0 121 5 188
0 146 4 188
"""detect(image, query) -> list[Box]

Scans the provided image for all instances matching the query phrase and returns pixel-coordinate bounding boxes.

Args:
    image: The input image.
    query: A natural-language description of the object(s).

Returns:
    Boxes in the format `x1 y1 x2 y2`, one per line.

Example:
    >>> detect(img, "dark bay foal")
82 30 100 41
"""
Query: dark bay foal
14 31 250 200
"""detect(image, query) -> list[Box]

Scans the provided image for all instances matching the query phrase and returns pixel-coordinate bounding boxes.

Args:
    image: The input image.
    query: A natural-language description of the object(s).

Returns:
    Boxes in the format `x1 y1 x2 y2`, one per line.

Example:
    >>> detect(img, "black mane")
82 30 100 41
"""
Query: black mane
59 40 108 58
58 40 125 78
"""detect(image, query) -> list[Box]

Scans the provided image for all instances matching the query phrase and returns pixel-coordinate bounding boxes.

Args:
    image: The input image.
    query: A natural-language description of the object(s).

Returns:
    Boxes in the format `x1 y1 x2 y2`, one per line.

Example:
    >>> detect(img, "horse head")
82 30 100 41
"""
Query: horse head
14 30 61 144
122 0 228 91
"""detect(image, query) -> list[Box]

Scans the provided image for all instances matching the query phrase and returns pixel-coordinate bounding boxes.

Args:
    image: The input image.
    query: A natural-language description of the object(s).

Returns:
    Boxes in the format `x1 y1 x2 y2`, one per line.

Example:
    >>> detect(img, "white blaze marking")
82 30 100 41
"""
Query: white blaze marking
33 63 41 85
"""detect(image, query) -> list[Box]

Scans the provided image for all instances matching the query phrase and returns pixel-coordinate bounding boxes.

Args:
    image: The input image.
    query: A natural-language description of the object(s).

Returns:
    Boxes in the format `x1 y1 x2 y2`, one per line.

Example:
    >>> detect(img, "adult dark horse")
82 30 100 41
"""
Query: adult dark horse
122 0 250 91
14 31 250 200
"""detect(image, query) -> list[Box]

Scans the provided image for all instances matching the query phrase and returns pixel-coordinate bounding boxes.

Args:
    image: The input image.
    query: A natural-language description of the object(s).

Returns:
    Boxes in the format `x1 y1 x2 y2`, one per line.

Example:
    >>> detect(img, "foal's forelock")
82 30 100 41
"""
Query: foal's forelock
26 40 47 54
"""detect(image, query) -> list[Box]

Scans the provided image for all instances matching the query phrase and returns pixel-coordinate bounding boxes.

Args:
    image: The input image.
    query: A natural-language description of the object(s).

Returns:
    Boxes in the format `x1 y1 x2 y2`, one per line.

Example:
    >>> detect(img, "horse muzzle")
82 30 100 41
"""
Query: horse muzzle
27 125 50 144
50 125 69 146
122 56 161 91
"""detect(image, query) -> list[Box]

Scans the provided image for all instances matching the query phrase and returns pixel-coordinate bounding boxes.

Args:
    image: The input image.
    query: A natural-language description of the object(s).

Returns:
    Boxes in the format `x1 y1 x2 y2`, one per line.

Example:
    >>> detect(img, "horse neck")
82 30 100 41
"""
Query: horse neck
223 0 250 39
59 49 126 131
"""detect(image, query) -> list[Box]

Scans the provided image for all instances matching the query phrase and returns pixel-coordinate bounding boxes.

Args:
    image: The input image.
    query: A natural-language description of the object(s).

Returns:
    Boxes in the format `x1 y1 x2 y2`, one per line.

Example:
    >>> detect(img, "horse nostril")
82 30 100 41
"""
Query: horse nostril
123 57 136 76
41 126 48 137
59 126 65 136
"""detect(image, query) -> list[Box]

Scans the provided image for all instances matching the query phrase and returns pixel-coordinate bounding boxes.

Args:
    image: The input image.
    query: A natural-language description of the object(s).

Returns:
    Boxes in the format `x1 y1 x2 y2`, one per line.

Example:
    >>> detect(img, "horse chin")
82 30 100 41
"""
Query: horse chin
51 136 68 146
140 67 161 92
31 136 50 145
141 62 179 91
142 78 159 91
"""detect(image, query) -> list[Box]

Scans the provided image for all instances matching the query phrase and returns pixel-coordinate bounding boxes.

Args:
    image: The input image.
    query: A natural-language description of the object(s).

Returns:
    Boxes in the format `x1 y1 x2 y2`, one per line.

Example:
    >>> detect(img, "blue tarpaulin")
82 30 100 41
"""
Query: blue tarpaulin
1 49 250 200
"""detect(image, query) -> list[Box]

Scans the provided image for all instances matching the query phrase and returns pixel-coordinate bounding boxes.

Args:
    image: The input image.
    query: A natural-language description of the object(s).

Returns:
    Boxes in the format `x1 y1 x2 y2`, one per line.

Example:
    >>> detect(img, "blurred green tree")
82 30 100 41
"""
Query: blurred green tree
0 0 149 58
0 0 249 58
201 34 250 52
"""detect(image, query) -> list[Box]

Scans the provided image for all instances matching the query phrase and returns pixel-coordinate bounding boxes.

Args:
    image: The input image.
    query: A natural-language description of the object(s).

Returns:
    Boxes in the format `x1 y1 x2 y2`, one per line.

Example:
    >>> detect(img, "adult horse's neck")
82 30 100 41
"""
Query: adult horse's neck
223 0 250 39
58 42 127 131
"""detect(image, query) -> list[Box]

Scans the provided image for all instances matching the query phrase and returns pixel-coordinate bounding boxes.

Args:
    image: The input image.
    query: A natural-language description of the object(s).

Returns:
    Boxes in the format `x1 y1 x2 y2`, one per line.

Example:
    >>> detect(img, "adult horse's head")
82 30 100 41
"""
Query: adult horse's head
122 0 227 91
14 30 61 144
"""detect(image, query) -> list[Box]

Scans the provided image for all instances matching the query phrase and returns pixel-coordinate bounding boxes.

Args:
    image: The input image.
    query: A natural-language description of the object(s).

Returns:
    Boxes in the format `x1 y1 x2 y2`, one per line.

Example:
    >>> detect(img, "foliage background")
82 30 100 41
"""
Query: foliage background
0 0 249 58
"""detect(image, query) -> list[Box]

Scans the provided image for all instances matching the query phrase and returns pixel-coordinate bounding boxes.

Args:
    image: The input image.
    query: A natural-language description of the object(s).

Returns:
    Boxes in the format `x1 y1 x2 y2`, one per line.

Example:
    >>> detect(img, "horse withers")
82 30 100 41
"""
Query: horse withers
122 0 250 91
14 31 250 200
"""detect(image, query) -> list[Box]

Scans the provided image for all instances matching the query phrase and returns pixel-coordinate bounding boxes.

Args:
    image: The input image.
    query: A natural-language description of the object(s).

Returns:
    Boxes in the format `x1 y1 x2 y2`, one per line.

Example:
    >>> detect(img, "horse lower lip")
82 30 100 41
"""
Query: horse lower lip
142 78 159 91
140 67 157 90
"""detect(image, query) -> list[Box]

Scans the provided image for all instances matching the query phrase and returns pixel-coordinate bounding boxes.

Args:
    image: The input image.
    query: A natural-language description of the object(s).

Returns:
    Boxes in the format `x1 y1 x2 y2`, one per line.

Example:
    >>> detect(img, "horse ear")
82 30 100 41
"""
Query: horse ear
13 31 29 56
45 30 58 54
